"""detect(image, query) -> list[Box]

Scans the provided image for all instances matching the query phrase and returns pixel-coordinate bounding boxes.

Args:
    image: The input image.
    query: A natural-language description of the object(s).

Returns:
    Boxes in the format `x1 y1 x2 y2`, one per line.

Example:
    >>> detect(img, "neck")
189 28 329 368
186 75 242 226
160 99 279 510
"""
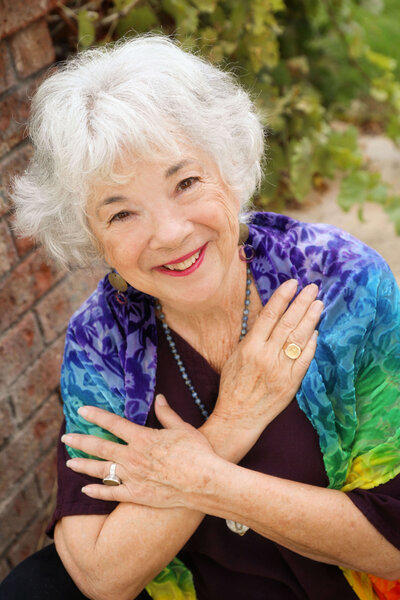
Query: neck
157 253 262 374
160 253 248 333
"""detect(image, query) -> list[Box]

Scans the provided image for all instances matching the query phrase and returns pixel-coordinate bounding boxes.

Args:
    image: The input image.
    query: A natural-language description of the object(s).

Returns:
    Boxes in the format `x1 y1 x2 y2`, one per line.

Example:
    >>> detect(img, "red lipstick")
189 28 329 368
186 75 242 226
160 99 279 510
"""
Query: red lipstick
154 243 207 277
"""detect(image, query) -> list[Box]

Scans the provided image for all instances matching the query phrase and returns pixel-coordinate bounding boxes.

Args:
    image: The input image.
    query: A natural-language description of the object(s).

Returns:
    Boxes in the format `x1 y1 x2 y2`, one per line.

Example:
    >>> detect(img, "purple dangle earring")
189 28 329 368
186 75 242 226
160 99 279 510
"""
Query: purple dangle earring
108 270 128 305
238 223 255 262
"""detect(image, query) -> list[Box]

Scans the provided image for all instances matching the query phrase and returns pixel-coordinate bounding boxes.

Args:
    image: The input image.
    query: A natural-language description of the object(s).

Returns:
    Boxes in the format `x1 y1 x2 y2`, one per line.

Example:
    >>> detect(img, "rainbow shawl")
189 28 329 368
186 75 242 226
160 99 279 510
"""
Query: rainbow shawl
62 212 400 600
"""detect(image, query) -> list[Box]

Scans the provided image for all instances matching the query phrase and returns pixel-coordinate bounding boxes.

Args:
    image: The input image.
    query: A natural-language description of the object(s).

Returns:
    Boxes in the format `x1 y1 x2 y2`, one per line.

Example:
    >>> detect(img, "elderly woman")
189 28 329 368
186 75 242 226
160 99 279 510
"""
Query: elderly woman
2 35 400 600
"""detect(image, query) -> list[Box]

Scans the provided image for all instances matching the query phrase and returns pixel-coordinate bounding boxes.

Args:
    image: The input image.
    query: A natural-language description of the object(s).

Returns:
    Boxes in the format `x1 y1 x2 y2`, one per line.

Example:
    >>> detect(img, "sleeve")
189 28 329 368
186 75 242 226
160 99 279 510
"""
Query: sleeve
347 473 400 550
46 420 118 538
342 266 400 492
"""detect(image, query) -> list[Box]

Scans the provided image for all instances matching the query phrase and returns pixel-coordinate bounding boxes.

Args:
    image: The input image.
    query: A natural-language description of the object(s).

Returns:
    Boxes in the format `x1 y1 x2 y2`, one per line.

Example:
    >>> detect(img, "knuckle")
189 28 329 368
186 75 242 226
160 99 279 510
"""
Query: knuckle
286 330 307 347
279 316 298 333
259 305 279 322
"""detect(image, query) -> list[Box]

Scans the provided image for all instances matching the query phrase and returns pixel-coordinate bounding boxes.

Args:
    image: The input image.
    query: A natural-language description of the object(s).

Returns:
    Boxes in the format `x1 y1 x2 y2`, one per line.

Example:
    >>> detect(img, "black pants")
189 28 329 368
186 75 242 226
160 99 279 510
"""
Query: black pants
0 543 151 600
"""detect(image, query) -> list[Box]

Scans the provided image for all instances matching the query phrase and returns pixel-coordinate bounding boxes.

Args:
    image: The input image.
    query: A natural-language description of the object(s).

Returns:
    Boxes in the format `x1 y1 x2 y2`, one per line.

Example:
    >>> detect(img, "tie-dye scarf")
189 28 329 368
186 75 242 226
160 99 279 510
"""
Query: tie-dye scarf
62 212 400 600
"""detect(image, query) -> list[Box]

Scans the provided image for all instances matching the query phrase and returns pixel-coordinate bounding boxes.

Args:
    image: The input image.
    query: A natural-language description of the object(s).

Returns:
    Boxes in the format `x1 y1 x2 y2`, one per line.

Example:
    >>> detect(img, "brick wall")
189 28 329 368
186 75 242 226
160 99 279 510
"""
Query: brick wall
0 2 104 580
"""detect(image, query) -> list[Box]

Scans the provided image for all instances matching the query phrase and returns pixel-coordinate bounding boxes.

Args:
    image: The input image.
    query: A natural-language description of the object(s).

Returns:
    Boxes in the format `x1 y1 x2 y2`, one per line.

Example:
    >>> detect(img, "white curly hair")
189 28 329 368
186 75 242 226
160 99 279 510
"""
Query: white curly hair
12 35 265 269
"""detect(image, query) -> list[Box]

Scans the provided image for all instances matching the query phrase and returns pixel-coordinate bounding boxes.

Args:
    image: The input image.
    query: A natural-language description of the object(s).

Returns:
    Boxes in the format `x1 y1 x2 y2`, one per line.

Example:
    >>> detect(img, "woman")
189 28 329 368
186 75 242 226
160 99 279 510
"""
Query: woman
2 35 400 600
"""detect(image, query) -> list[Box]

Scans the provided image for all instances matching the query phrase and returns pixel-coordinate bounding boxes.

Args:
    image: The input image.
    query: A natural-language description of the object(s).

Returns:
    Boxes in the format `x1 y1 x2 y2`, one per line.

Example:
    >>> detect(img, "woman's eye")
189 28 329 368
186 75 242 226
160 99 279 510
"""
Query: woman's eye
177 177 199 192
109 211 131 224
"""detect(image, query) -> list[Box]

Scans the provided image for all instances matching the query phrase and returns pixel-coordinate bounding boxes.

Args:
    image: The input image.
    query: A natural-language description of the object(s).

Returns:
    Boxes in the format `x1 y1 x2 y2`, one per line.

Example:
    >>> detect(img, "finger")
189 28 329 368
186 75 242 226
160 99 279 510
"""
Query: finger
66 457 114 480
291 330 318 377
61 432 123 462
269 284 320 348
155 395 192 430
246 279 298 346
77 406 144 443
81 483 133 503
280 299 324 354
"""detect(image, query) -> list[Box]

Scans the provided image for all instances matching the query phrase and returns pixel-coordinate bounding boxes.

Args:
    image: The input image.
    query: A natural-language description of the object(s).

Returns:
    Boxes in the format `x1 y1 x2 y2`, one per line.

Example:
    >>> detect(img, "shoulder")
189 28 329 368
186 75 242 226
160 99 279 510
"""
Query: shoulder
249 211 386 269
248 211 391 290
66 274 154 352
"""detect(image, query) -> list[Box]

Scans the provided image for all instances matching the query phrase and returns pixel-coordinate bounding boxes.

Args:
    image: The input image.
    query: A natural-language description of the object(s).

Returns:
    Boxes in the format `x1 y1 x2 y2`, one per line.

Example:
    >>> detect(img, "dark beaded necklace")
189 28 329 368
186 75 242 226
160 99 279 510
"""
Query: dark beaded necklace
155 265 252 420
155 265 253 537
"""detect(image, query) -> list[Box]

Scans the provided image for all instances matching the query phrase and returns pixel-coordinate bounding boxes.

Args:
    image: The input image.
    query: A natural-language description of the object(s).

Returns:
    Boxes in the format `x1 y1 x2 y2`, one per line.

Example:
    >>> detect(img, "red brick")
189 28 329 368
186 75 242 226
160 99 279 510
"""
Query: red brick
0 0 61 39
10 19 55 79
6 515 44 568
6 492 55 568
0 144 33 215
12 336 64 422
8 212 36 258
0 397 15 447
35 445 58 501
0 312 43 388
0 83 34 158
0 247 63 334
36 267 106 343
0 393 62 500
13 233 36 257
0 475 40 556
0 41 15 94
0 218 17 275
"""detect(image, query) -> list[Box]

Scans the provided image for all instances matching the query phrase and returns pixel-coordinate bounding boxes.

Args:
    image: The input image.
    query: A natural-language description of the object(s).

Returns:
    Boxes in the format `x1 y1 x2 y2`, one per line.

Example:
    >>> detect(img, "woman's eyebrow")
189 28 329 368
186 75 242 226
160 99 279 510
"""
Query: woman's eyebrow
96 196 127 216
164 160 191 178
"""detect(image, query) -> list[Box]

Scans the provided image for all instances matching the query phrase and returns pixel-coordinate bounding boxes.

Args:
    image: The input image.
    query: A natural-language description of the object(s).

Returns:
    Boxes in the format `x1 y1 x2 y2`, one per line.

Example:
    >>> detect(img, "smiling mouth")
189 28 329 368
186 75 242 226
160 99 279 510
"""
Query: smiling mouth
154 244 207 276
163 249 201 271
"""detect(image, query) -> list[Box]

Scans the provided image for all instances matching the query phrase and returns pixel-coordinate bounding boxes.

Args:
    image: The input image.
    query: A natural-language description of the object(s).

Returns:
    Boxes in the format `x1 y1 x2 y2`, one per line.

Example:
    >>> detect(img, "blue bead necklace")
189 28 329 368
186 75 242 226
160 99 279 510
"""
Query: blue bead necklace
155 265 252 420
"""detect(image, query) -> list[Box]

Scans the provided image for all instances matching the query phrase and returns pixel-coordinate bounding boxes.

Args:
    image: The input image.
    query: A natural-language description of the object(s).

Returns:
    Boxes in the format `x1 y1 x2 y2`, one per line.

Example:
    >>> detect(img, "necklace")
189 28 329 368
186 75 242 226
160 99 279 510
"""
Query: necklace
155 265 253 536
155 265 252 420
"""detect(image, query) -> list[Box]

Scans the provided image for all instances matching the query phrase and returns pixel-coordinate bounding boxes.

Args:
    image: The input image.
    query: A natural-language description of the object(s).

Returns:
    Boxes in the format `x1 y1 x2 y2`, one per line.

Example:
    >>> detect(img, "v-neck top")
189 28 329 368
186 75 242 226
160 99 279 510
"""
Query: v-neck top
49 319 400 600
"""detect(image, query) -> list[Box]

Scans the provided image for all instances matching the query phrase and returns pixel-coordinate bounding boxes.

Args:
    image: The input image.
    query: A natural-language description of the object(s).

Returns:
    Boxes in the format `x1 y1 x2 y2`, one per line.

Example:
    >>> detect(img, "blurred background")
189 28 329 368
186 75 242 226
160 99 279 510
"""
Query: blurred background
0 0 399 579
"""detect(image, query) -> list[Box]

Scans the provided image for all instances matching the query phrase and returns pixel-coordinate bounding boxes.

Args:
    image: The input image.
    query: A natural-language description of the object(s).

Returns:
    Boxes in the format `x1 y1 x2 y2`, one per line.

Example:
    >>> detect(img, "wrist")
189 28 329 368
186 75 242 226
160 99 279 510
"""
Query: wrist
200 413 263 463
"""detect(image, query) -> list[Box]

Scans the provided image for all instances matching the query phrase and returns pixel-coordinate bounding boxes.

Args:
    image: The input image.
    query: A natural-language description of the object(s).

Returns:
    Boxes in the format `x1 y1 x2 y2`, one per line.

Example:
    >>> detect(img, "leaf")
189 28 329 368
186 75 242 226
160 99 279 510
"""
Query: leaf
368 181 388 205
386 202 400 235
191 0 216 13
338 171 369 211
229 3 247 36
115 6 159 36
77 10 98 48
365 48 397 72
162 0 198 33
289 137 314 201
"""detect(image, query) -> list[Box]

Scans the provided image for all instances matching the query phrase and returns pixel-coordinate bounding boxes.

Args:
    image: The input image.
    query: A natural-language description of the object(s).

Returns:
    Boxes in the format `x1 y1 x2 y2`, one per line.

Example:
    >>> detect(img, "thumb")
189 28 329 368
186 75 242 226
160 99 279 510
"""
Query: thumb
155 394 189 430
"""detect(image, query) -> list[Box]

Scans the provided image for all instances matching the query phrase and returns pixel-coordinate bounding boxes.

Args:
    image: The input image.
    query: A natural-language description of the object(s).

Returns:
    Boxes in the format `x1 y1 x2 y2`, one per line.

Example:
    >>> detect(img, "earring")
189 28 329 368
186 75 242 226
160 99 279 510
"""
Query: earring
108 270 128 305
238 222 255 262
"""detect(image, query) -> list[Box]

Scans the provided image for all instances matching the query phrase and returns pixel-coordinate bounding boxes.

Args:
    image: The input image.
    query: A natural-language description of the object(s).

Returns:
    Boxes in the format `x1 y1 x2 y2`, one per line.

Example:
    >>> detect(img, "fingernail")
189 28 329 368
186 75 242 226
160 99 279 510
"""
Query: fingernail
156 394 167 406
312 330 319 340
283 279 298 293
310 300 324 315
305 283 319 297
66 460 72 468
78 406 89 417
61 434 71 444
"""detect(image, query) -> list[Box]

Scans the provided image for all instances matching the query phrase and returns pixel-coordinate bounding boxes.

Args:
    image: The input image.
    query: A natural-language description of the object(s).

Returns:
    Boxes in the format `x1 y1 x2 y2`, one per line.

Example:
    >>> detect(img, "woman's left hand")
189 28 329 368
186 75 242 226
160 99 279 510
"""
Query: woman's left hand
62 395 219 508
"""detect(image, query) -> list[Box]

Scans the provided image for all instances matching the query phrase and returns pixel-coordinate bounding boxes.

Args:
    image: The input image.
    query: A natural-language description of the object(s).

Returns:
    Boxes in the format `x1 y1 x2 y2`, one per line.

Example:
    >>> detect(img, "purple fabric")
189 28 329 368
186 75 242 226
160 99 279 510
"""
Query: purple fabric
48 319 400 599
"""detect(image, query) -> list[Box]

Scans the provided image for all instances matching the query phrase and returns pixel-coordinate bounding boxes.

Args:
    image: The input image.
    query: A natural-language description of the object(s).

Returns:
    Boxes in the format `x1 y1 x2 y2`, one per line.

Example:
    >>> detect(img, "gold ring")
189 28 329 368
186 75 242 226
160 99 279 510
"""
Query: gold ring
283 342 302 360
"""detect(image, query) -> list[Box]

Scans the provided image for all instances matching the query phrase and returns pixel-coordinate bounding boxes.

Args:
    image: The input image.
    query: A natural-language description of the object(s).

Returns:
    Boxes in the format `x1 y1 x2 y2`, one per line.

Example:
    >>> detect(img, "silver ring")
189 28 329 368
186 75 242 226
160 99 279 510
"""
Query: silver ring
102 462 122 486
283 342 302 360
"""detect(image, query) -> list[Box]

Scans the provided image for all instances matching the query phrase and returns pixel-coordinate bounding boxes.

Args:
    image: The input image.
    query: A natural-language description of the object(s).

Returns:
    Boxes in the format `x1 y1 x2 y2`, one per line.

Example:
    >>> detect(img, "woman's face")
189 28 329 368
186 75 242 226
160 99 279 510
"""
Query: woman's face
87 144 241 312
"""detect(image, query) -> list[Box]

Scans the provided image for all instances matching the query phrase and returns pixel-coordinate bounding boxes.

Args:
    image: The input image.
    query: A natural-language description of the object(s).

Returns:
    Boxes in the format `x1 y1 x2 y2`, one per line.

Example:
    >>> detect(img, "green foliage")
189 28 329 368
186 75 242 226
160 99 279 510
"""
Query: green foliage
56 0 400 232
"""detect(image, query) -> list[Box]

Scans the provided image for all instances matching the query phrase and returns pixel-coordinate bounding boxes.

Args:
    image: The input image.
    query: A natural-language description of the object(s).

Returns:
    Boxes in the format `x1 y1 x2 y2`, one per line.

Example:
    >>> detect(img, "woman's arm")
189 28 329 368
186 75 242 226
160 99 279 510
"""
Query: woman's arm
63 399 400 586
56 280 321 600
186 456 400 580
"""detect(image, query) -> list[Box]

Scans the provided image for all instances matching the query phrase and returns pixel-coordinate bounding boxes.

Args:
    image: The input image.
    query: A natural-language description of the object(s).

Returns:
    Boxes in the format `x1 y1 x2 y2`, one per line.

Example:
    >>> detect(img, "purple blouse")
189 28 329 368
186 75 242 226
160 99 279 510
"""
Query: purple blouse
48 319 400 600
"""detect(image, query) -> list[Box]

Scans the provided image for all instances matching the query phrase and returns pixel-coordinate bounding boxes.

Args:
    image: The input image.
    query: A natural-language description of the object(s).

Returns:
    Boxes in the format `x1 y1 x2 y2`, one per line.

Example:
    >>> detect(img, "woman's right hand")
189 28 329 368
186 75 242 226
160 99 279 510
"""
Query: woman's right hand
204 279 323 459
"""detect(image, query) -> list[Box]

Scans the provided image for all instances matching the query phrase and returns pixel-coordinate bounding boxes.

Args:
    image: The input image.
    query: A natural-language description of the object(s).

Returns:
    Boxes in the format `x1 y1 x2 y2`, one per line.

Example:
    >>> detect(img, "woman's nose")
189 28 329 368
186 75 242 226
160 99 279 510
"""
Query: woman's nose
147 206 194 251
